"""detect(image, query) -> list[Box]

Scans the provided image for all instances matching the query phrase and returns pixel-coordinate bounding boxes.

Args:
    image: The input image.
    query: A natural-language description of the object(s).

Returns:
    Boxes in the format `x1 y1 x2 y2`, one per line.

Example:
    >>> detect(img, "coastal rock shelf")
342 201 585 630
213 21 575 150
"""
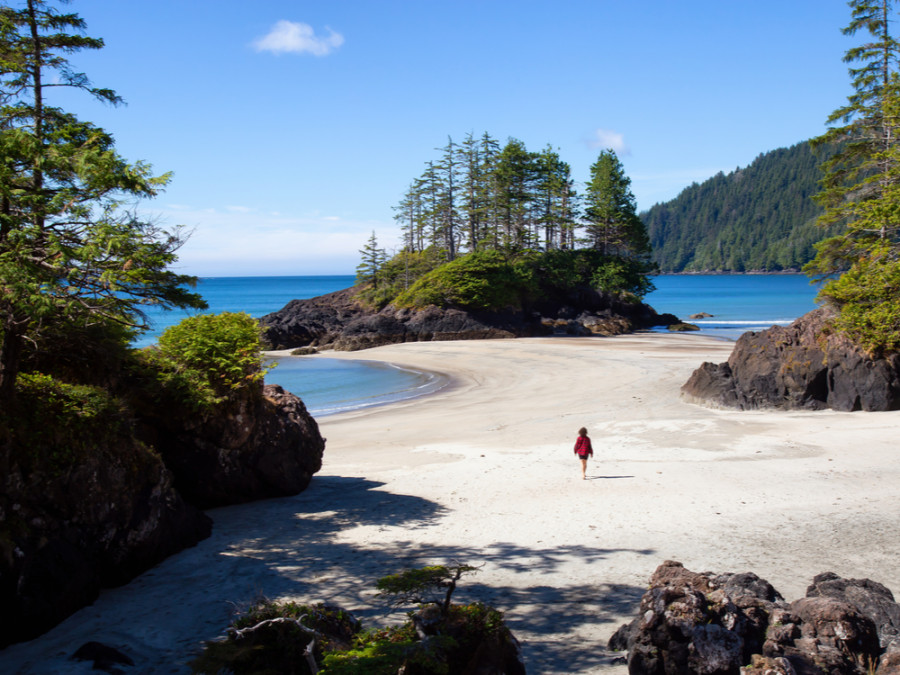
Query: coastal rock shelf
682 307 900 411
610 561 900 675
260 286 679 351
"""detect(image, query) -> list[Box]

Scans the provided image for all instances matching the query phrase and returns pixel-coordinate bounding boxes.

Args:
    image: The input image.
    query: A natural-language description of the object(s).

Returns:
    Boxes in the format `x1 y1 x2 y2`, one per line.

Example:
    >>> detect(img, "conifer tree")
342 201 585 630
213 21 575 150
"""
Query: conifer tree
583 149 650 257
356 231 386 286
0 0 205 404
808 0 900 276
805 0 900 354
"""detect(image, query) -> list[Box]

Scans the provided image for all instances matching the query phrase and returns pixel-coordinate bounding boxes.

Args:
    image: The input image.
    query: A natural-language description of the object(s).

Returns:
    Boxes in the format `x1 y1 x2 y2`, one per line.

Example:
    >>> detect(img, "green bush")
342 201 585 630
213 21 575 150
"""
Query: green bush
146 312 269 410
394 250 531 311
357 247 445 309
10 372 129 465
821 251 900 356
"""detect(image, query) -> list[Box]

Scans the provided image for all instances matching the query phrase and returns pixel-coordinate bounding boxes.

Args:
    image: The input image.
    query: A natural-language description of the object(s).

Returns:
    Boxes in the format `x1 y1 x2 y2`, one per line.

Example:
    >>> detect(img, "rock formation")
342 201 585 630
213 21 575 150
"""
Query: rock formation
0 382 325 647
261 286 679 351
682 307 900 411
147 384 325 509
0 426 212 647
610 561 900 674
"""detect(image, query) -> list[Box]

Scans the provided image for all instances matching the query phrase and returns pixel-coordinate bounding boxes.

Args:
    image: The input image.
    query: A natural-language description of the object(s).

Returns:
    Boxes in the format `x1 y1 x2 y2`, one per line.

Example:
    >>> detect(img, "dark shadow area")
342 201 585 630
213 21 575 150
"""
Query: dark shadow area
586 474 635 480
1 474 650 674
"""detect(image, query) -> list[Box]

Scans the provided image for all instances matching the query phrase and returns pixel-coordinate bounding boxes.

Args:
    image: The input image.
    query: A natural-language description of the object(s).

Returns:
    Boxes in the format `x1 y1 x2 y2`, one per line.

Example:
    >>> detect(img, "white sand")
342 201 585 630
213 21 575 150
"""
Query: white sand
3 333 900 674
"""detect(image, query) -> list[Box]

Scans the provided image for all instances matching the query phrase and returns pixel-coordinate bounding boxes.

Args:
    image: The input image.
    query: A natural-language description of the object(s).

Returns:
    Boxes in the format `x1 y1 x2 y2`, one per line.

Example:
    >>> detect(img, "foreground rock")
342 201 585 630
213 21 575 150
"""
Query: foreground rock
0 383 325 647
146 384 325 509
610 561 900 674
261 286 679 351
0 426 212 648
682 307 900 411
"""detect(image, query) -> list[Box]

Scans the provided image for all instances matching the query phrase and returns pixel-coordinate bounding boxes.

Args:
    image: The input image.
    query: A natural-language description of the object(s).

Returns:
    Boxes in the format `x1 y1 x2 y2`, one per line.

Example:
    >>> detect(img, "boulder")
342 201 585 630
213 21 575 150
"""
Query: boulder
149 384 325 509
682 307 900 411
0 427 212 647
610 562 900 675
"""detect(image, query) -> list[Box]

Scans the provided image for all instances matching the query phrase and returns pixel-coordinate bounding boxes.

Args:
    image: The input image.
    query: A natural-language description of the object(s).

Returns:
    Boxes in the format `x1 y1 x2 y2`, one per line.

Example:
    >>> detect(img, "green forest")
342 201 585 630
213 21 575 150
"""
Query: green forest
356 134 654 310
641 141 839 273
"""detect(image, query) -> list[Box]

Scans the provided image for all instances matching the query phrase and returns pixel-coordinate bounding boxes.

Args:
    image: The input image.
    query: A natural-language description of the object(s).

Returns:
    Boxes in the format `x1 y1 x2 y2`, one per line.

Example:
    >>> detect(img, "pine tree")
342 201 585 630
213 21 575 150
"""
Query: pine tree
805 0 900 354
583 149 650 257
0 0 205 404
356 231 386 286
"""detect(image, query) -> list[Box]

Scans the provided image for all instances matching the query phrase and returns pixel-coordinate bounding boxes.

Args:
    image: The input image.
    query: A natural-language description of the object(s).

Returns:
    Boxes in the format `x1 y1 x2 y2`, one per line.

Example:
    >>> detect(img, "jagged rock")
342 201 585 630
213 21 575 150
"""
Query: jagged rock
149 384 325 509
0 429 212 648
682 307 900 411
689 312 714 319
610 561 900 675
668 322 701 332
261 285 678 351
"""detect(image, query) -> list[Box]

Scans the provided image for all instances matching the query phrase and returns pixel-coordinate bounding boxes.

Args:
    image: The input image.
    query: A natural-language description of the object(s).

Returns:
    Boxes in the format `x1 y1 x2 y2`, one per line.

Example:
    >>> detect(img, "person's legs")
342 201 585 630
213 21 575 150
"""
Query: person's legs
580 457 587 479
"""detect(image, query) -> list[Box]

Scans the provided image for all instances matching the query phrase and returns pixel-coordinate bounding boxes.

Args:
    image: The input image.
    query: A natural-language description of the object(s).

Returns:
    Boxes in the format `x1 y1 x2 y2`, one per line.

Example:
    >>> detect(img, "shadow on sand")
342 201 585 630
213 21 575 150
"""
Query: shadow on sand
0 474 649 674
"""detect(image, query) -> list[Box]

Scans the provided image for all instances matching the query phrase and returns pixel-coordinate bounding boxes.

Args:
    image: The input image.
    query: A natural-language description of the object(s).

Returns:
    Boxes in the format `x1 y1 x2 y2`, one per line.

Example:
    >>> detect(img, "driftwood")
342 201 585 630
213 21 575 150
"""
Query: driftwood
229 614 323 674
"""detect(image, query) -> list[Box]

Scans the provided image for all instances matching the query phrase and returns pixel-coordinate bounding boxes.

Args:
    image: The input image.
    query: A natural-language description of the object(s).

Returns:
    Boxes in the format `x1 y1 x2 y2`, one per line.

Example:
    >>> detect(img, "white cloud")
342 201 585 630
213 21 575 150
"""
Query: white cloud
253 21 344 56
587 128 629 155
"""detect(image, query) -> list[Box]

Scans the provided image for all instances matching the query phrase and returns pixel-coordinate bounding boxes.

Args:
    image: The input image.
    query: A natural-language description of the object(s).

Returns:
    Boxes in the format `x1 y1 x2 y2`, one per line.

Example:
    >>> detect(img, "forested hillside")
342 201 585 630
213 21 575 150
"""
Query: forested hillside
642 141 838 272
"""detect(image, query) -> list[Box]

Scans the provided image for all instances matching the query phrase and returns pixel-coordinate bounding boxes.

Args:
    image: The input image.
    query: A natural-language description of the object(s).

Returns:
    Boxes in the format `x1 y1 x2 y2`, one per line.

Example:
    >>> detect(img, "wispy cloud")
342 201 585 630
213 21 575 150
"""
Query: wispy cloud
587 128 629 155
253 21 344 56
153 204 399 275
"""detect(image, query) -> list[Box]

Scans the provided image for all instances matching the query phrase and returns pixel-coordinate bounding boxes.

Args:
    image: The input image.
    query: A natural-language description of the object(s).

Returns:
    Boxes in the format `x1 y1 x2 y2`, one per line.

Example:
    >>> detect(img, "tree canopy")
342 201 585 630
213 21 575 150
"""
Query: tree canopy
805 0 900 354
0 0 205 403
369 133 654 309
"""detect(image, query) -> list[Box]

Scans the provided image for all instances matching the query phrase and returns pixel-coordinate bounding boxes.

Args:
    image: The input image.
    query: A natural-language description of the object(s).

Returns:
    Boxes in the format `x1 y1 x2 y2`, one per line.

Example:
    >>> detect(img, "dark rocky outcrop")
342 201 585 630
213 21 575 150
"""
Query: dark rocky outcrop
1 382 325 647
261 285 679 351
0 426 212 648
682 307 900 411
148 384 325 509
609 561 900 675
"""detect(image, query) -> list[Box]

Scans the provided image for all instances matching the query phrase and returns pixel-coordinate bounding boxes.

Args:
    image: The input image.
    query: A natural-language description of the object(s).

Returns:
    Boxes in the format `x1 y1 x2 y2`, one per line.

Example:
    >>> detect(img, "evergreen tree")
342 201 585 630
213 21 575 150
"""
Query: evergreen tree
0 0 205 404
356 231 386 286
583 149 650 257
808 0 900 277
494 138 537 249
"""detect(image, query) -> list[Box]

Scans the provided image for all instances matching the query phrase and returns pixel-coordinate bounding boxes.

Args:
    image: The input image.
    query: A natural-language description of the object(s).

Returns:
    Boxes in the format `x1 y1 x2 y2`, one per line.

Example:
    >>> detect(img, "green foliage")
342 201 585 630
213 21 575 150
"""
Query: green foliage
0 0 205 404
393 250 530 311
147 312 268 410
10 372 128 465
518 248 655 298
590 257 656 298
356 247 445 309
820 248 900 355
584 149 651 258
191 564 513 675
319 625 431 675
642 141 836 272
191 601 360 675
804 2 900 354
375 563 478 613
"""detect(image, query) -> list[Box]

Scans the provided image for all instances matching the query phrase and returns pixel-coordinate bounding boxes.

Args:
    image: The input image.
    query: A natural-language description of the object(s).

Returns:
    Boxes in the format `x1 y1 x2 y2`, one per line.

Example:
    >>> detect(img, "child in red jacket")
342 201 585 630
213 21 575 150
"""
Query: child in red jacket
574 427 593 480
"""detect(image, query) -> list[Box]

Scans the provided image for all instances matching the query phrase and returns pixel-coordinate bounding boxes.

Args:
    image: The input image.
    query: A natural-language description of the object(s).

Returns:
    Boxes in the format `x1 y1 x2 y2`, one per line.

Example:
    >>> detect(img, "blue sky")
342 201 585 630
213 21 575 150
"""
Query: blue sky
57 0 854 276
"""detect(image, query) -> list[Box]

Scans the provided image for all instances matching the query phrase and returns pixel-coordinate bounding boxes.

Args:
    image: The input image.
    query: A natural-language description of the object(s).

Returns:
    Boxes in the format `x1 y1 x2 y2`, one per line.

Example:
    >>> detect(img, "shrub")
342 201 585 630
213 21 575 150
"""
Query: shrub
393 250 531 311
145 312 269 410
10 372 129 465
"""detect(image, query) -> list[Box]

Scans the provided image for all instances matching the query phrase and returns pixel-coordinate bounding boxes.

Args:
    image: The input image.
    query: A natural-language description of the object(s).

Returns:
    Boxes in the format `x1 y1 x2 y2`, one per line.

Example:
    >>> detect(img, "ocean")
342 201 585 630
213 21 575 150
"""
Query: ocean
136 274 821 416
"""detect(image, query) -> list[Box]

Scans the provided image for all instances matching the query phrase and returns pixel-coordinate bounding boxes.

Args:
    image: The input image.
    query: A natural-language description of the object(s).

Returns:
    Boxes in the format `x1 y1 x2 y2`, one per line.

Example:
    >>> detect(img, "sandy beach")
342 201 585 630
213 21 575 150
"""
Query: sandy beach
3 333 900 674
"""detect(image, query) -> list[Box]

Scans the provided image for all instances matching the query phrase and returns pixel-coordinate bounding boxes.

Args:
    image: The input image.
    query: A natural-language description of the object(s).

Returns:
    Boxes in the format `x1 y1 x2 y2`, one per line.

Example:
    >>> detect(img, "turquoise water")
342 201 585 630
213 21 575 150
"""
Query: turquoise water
136 274 821 415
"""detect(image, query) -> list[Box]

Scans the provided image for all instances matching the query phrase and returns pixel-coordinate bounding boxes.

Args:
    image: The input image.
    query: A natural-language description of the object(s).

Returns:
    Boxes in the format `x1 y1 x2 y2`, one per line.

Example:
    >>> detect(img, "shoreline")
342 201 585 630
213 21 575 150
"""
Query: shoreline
4 333 899 674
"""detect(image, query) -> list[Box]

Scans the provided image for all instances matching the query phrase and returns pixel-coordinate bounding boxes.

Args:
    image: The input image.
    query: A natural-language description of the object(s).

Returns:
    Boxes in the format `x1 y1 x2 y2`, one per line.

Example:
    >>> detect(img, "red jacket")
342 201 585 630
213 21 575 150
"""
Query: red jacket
574 435 593 457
